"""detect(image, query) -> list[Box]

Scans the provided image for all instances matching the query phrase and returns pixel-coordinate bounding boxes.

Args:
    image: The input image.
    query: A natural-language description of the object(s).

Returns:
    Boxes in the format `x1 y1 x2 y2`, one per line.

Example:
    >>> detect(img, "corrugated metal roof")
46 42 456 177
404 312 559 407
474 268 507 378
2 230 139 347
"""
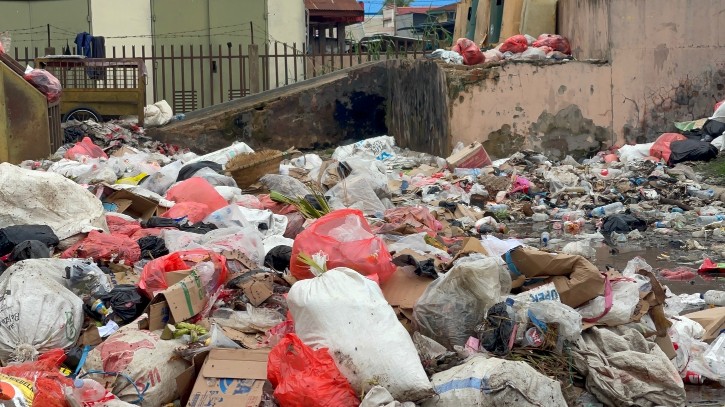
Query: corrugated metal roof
395 6 433 16
304 0 364 13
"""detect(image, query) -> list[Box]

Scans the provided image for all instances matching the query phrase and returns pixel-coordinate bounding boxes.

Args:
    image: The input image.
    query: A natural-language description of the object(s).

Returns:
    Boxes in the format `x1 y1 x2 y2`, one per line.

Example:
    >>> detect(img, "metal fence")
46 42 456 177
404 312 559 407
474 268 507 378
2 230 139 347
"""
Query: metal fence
12 42 423 113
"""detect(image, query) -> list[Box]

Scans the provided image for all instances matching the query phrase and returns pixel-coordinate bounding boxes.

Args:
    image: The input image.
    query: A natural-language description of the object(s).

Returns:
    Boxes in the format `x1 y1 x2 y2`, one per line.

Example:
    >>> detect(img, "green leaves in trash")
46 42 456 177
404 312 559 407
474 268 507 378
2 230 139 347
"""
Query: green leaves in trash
297 252 328 276
269 185 331 219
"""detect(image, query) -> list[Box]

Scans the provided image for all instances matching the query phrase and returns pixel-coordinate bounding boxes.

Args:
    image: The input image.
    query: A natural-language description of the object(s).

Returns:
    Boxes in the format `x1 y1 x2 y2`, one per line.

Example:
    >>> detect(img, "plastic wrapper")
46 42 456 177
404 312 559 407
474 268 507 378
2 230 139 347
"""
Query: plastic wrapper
326 175 388 215
64 137 108 160
164 177 227 216
414 257 510 349
528 300 582 342
23 69 62 103
161 201 211 224
290 209 396 282
532 34 572 54
177 324 241 361
140 160 184 195
259 174 311 198
211 306 284 333
267 333 360 407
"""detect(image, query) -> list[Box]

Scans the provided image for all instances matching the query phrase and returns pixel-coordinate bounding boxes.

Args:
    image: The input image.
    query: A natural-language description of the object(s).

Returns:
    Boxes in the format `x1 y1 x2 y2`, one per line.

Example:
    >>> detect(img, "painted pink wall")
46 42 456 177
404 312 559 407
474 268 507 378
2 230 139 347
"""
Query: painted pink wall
448 0 725 158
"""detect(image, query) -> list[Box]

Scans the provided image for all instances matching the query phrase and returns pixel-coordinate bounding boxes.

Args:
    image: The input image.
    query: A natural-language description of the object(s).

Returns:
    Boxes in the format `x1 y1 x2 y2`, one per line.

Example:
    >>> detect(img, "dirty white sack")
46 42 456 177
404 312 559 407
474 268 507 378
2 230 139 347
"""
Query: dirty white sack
572 326 686 407
289 268 434 402
0 163 108 240
423 356 567 407
85 320 189 406
144 100 173 127
0 265 84 364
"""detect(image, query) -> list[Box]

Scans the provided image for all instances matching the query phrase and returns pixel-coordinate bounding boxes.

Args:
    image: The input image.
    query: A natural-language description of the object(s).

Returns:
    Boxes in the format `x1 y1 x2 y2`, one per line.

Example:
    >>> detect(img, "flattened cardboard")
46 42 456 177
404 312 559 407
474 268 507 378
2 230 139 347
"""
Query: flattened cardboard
186 349 270 407
240 273 274 307
446 142 492 169
454 238 490 260
505 247 604 308
106 189 158 221
500 0 524 39
78 325 102 347
166 269 193 287
109 263 140 285
381 267 433 309
177 351 209 407
684 307 725 343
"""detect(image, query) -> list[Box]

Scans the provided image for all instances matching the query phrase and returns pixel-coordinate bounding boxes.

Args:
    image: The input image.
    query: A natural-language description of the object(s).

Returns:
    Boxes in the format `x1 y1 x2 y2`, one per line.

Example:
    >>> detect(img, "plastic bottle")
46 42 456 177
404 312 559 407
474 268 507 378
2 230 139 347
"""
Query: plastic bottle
703 290 725 306
591 202 624 218
687 187 716 200
540 232 550 247
487 204 509 212
72 379 107 403
532 213 549 222
696 215 725 226
84 297 113 318
655 221 670 228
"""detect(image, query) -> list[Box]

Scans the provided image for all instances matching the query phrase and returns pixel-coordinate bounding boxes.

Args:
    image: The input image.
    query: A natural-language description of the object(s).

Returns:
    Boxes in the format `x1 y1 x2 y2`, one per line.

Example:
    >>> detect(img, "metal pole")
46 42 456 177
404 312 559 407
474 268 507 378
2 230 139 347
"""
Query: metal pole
250 21 255 45
466 0 480 41
47 24 51 48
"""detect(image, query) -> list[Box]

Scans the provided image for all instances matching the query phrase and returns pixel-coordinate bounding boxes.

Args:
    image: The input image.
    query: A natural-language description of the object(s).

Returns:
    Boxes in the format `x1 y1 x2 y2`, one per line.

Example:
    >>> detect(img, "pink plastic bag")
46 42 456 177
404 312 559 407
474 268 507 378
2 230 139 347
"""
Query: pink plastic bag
500 35 528 54
290 209 396 283
23 69 62 103
61 230 141 264
533 34 572 55
268 334 359 407
161 201 211 224
106 215 142 237
65 137 108 160
164 178 227 218
452 38 485 65
138 249 228 298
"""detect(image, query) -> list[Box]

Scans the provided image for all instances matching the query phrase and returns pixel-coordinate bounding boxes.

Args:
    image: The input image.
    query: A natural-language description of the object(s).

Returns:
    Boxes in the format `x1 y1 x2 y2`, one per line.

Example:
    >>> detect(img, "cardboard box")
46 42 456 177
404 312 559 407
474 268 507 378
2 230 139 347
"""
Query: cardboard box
105 189 159 221
186 349 270 407
381 267 433 310
684 307 725 343
505 247 604 308
446 142 492 169
77 325 102 347
142 271 208 331
109 263 140 285
177 351 209 407
500 0 524 39
166 269 193 287
240 273 274 307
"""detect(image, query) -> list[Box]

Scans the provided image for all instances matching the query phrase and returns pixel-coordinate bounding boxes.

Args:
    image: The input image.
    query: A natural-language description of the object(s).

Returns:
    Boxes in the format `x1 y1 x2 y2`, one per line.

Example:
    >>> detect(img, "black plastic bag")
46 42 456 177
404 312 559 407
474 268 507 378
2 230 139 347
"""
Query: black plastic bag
8 240 51 261
478 302 514 356
264 245 292 272
179 222 218 234
101 284 145 323
143 217 178 228
0 225 59 256
176 161 224 182
669 139 719 165
137 236 169 259
600 214 647 235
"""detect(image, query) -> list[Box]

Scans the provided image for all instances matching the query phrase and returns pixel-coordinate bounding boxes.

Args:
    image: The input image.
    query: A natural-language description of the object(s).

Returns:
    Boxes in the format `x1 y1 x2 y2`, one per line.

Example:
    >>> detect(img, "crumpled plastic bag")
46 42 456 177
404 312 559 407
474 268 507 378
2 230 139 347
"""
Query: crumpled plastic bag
499 35 528 54
414 257 510 349
144 100 174 127
451 38 484 65
65 137 108 160
24 69 62 103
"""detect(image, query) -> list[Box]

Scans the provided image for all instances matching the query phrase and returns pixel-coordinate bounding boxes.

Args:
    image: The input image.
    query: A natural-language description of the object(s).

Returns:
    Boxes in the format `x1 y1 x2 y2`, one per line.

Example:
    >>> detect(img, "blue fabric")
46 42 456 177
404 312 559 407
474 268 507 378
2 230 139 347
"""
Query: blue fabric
435 377 484 394
74 32 92 57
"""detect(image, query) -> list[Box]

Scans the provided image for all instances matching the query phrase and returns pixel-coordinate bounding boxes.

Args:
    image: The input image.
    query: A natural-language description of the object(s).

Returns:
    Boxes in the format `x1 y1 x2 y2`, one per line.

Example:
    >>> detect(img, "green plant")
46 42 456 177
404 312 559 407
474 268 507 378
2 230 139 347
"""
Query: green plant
269 184 331 219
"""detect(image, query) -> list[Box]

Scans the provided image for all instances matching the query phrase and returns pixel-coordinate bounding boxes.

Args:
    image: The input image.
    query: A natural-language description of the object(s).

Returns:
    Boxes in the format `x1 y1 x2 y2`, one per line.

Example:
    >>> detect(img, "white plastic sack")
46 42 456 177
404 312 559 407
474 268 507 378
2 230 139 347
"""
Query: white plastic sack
429 49 463 65
577 280 640 326
528 301 582 342
618 143 654 163
290 154 323 170
144 100 173 127
361 386 416 407
139 160 184 195
669 316 706 341
413 257 510 349
289 268 434 402
711 135 725 152
479 235 523 258
215 186 244 204
192 167 237 187
0 163 108 240
85 321 189 406
0 266 83 363
423 356 567 407
332 136 396 161
186 142 253 167
561 240 596 260
204 205 287 237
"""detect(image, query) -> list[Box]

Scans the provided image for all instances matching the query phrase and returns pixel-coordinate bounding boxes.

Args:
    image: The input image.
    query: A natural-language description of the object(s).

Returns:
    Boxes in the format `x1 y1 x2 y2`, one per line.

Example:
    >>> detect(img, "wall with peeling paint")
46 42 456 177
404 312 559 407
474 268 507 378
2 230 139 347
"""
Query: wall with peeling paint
449 0 725 159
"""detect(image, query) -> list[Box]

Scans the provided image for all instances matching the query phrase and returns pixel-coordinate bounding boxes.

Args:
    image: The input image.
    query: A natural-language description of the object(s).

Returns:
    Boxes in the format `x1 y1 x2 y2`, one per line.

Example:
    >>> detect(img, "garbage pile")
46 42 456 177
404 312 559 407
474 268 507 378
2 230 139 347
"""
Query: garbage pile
0 107 723 406
429 34 572 66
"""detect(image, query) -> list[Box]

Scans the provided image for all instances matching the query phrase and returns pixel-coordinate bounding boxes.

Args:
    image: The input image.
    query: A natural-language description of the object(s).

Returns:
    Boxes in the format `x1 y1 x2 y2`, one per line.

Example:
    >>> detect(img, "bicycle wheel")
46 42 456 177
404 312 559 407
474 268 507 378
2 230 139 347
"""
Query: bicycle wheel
65 108 101 123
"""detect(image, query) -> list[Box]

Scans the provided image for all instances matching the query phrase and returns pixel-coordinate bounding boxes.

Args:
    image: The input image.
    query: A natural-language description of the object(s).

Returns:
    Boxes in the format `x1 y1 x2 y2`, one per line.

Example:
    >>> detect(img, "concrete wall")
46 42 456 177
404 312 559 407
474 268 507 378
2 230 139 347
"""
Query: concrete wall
267 0 306 86
90 0 154 102
449 0 725 159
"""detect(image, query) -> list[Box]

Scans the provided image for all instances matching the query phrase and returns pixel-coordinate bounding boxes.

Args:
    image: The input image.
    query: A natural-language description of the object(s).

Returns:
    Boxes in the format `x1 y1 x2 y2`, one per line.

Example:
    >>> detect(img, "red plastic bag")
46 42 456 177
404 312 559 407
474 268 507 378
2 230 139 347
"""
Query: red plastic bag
0 42 4 55
0 349 73 407
660 267 697 280
23 69 62 103
164 178 227 219
452 38 485 66
65 137 108 160
650 133 687 163
106 215 142 237
138 249 228 297
268 334 359 407
715 100 724 112
290 209 396 283
533 34 572 55
499 35 528 54
374 206 442 235
160 201 211 224
62 230 141 264
129 227 167 240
